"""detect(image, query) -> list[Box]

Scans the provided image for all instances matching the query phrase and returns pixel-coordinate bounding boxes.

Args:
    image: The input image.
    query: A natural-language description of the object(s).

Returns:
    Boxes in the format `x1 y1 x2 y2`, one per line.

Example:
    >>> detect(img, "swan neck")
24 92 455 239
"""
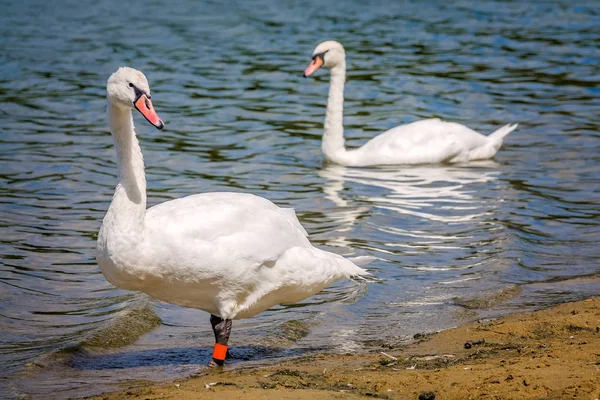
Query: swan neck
323 62 348 164
107 103 147 219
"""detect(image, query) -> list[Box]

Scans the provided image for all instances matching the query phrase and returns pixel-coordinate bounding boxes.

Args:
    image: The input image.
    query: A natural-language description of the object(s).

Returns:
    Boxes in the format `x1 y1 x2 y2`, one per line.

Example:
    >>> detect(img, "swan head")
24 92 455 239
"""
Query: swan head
107 67 164 130
303 40 345 77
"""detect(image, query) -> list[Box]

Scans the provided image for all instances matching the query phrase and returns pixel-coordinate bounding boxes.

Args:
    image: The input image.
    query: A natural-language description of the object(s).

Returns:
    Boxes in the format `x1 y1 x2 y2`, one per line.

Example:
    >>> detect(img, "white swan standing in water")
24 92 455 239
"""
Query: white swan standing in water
96 67 369 367
303 40 518 167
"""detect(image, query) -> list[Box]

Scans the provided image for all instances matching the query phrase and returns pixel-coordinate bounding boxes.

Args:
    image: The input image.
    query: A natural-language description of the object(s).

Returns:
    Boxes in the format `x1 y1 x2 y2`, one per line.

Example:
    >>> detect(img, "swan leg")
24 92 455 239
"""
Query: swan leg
208 314 232 367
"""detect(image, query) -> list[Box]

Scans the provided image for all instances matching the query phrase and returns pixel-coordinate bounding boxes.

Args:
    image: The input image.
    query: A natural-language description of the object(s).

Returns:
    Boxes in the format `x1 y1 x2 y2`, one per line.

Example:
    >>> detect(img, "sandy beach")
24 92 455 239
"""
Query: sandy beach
89 297 600 400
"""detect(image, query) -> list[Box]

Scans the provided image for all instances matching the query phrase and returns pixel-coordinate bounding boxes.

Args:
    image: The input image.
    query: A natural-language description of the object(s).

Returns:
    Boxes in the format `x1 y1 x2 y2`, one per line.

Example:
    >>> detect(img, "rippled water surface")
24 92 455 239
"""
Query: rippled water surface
1 0 599 398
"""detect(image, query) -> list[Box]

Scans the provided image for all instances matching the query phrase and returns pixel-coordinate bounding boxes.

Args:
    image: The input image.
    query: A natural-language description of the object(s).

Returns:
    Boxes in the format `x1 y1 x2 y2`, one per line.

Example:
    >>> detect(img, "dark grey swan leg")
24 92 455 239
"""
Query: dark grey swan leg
208 314 232 367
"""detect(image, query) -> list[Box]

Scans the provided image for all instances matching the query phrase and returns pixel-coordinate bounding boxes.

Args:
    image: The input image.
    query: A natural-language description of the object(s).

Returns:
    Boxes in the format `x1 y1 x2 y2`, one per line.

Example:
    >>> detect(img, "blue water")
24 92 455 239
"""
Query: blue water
1 0 599 398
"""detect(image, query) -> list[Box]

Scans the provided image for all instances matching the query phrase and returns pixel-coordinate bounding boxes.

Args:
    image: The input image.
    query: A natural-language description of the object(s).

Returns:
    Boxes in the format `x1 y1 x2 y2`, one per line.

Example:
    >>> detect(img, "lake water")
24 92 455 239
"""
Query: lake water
1 0 599 398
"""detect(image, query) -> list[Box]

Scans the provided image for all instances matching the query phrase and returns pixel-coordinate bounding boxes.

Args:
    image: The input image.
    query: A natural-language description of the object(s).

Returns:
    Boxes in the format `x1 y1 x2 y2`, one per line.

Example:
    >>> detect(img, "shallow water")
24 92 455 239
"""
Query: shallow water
1 0 600 398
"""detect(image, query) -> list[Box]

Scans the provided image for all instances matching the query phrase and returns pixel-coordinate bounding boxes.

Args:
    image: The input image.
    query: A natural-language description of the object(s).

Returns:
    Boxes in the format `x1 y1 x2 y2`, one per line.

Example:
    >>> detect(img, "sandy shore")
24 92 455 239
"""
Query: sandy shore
90 298 600 400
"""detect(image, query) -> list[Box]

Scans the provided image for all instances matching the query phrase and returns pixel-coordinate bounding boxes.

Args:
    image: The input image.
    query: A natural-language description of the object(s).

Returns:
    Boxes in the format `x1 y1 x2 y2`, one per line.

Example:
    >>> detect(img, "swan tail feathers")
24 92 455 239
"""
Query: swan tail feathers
283 247 372 285
314 248 371 278
489 123 518 143
347 255 376 267
336 254 370 278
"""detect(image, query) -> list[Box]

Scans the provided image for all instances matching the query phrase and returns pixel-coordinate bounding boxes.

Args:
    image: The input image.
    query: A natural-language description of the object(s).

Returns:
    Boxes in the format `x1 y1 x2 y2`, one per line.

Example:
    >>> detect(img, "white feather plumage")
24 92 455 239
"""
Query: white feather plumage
96 67 368 322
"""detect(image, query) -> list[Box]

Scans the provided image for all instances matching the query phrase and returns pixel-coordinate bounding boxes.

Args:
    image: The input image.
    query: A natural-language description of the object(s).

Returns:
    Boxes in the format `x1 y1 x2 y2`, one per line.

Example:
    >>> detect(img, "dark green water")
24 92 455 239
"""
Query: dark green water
1 0 599 397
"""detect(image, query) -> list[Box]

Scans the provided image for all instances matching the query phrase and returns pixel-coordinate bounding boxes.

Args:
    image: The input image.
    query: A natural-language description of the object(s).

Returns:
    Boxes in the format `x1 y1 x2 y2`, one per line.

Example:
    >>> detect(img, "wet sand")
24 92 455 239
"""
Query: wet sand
90 297 600 400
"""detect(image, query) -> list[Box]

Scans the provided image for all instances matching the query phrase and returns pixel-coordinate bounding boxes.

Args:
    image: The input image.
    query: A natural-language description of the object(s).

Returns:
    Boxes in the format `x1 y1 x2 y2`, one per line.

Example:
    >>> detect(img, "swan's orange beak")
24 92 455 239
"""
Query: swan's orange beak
303 56 324 77
134 94 164 130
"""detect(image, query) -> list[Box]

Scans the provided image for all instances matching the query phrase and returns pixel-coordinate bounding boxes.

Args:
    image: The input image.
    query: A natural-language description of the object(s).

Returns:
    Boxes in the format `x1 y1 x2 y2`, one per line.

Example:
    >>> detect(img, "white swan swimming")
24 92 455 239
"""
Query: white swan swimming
96 67 369 367
303 41 518 167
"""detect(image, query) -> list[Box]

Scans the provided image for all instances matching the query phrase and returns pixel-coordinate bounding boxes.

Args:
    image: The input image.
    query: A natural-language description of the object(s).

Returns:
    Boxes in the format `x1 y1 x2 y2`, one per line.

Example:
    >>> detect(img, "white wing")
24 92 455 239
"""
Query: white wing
352 119 490 165
129 192 366 319
144 192 311 273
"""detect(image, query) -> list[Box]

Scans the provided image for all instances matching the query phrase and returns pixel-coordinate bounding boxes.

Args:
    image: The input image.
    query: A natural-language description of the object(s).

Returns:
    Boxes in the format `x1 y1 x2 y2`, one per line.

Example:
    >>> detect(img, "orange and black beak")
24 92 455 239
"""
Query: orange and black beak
134 92 164 130
303 54 325 77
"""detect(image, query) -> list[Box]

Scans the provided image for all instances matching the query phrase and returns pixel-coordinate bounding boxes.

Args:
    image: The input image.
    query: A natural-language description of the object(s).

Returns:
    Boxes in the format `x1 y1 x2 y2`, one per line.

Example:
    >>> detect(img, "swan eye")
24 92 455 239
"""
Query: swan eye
312 50 329 61
128 82 134 88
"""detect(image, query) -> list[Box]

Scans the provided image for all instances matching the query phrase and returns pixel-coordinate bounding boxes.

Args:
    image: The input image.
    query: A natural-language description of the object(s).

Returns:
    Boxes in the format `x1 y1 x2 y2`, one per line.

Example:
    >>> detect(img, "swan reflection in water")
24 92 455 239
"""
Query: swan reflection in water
318 162 506 274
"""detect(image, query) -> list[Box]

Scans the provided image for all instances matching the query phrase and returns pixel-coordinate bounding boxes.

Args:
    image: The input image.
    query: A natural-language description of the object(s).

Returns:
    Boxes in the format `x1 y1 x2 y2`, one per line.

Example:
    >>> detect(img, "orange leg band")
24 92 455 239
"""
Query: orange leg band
212 343 228 361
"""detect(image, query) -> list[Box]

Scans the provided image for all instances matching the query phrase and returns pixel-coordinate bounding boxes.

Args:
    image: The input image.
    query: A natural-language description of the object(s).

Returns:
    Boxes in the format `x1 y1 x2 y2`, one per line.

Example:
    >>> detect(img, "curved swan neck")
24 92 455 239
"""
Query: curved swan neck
323 61 349 164
107 103 147 219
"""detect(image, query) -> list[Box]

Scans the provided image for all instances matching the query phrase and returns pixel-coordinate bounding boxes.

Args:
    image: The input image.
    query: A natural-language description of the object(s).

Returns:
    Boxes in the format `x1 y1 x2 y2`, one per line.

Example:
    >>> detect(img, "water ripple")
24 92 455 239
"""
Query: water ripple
1 0 599 397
